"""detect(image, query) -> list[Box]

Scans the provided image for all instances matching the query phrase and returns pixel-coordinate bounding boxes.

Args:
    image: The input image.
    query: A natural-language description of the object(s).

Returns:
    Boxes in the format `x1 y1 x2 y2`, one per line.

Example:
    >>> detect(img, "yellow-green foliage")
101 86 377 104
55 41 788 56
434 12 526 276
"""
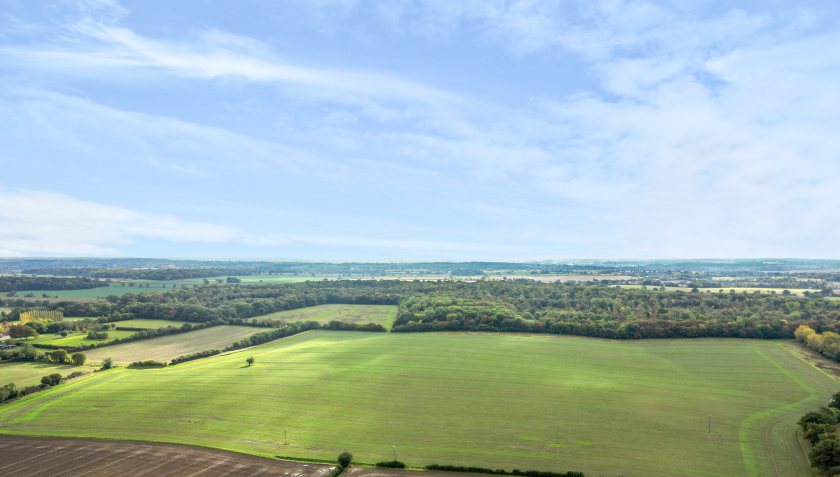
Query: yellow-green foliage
19 310 63 324
795 324 840 359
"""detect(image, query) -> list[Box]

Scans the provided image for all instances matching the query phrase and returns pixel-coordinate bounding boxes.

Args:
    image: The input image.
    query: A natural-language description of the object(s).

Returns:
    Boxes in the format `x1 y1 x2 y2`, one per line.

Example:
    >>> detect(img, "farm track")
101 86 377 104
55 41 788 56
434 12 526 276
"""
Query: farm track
0 435 333 477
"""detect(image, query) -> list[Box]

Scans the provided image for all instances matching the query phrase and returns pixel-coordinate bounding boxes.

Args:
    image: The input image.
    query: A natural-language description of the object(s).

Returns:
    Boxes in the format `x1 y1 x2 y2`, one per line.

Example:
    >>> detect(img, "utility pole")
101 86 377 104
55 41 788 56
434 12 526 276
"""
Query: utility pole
392 445 397 462
285 429 288 445
708 416 711 433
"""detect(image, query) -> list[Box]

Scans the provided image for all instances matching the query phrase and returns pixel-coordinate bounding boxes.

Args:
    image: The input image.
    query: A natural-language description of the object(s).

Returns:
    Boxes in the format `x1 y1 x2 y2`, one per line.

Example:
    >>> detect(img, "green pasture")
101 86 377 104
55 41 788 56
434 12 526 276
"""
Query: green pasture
0 361 80 388
113 319 189 329
0 331 834 477
25 330 136 348
82 326 264 365
247 304 397 329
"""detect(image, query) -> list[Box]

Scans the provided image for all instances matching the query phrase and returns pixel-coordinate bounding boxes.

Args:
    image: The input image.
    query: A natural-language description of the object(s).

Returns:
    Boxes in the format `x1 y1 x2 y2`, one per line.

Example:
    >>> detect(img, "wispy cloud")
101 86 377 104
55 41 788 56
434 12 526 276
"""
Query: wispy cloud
0 190 240 256
1 1 838 258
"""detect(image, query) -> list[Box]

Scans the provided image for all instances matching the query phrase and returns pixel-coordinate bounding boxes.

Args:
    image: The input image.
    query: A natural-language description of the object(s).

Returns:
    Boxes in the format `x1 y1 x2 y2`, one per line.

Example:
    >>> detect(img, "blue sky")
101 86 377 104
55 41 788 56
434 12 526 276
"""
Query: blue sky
1 0 839 260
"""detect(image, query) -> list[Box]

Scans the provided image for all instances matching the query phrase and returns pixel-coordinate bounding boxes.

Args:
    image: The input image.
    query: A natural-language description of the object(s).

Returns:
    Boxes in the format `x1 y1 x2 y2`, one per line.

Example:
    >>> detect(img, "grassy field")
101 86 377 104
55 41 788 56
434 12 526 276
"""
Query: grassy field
618 284 821 296
0 331 834 477
0 362 80 387
247 304 398 330
26 330 136 348
113 319 190 329
82 326 265 365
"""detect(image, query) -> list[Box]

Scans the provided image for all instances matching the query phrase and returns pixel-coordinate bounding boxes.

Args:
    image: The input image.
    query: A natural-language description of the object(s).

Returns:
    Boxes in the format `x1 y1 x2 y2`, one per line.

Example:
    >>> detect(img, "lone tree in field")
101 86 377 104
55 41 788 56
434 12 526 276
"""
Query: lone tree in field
101 357 113 370
246 356 255 367
338 452 353 469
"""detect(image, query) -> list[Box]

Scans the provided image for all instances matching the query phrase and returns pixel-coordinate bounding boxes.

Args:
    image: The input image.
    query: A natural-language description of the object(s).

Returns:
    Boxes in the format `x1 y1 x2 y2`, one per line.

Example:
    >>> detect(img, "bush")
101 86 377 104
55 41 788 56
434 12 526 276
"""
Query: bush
71 352 86 366
0 383 18 403
100 357 113 369
425 465 584 477
128 360 167 368
338 452 353 469
375 461 406 468
86 330 109 340
66 371 85 380
48 349 69 364
40 373 62 387
170 349 220 365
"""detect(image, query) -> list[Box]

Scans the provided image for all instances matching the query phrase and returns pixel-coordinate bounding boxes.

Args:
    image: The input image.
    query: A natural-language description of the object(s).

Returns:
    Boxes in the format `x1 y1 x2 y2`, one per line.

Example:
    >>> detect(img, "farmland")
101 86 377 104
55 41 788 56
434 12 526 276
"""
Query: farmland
0 362 80 388
112 319 190 329
248 304 398 329
0 331 834 477
29 330 136 348
81 326 265 364
0 435 332 477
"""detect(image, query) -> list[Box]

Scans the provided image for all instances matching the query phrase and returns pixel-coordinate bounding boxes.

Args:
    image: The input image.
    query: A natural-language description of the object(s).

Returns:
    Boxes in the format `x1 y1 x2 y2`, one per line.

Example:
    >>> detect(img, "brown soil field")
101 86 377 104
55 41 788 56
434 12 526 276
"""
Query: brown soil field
0 435 333 477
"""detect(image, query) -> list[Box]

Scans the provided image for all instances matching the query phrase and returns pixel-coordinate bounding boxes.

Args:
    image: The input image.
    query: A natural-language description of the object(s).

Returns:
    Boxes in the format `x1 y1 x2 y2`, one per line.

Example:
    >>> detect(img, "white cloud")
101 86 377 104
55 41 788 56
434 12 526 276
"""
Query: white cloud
0 190 241 256
0 19 456 106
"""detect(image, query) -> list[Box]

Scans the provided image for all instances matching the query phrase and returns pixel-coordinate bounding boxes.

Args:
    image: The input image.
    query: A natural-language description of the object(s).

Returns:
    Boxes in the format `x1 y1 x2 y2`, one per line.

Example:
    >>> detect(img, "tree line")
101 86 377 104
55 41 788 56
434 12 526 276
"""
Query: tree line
799 394 840 474
0 276 102 292
5 280 840 341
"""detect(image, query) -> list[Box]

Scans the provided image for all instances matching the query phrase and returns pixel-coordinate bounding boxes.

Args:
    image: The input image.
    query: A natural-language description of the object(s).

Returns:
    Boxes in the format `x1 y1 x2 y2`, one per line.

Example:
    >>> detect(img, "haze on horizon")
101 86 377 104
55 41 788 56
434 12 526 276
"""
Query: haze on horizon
1 0 839 261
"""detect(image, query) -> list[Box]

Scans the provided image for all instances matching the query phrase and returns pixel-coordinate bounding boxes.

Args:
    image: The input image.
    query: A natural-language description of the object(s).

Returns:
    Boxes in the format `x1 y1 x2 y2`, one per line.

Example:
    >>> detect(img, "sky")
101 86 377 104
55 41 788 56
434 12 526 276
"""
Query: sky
0 0 839 260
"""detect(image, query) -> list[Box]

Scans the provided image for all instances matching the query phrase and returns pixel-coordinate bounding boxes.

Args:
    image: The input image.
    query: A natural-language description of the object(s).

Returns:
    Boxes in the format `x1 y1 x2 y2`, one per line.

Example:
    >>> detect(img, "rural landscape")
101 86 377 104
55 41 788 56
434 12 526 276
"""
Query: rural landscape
2 259 840 476
3 0 840 476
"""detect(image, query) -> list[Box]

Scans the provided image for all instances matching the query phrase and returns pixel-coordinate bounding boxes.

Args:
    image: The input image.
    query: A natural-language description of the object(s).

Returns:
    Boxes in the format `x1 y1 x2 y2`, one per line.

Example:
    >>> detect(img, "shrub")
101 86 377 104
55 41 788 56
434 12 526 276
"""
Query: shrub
71 352 86 366
0 383 18 403
338 452 353 469
40 373 62 387
48 349 69 364
375 461 406 468
170 349 220 365
128 360 167 368
100 357 114 370
66 371 85 380
425 465 584 477
86 330 109 340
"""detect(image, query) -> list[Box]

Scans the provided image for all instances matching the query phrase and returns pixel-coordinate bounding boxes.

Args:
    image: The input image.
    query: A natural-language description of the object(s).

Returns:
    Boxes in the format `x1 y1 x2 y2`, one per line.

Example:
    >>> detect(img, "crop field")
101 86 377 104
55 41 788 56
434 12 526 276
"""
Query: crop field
82 326 265 365
0 331 834 477
0 435 333 477
113 319 190 329
248 304 398 329
0 362 79 388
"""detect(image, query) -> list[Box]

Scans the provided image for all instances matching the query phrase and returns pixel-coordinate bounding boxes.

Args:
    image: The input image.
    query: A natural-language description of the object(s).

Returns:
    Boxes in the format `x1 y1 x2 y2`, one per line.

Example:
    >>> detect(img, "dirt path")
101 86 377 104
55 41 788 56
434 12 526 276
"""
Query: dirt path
0 435 333 477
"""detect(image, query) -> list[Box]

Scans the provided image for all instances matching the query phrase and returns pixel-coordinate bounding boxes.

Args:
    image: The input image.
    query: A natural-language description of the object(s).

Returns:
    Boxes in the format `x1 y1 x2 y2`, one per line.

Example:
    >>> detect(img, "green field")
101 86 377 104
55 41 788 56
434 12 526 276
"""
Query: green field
0 331 834 477
0 362 80 387
247 304 398 329
618 284 820 296
26 330 136 348
82 326 265 365
12 276 326 300
113 319 190 329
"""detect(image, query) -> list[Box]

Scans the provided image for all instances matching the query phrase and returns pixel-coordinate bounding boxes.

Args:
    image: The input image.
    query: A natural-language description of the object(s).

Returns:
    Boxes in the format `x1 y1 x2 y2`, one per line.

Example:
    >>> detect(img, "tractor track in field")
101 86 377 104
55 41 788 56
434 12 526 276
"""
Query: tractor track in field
0 435 333 477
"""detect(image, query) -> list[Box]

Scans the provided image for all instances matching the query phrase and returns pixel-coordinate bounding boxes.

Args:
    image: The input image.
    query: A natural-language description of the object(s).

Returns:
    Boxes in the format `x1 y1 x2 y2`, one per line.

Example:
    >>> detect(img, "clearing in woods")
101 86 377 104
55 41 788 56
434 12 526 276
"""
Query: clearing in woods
81 325 264 365
247 304 398 329
0 331 834 477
